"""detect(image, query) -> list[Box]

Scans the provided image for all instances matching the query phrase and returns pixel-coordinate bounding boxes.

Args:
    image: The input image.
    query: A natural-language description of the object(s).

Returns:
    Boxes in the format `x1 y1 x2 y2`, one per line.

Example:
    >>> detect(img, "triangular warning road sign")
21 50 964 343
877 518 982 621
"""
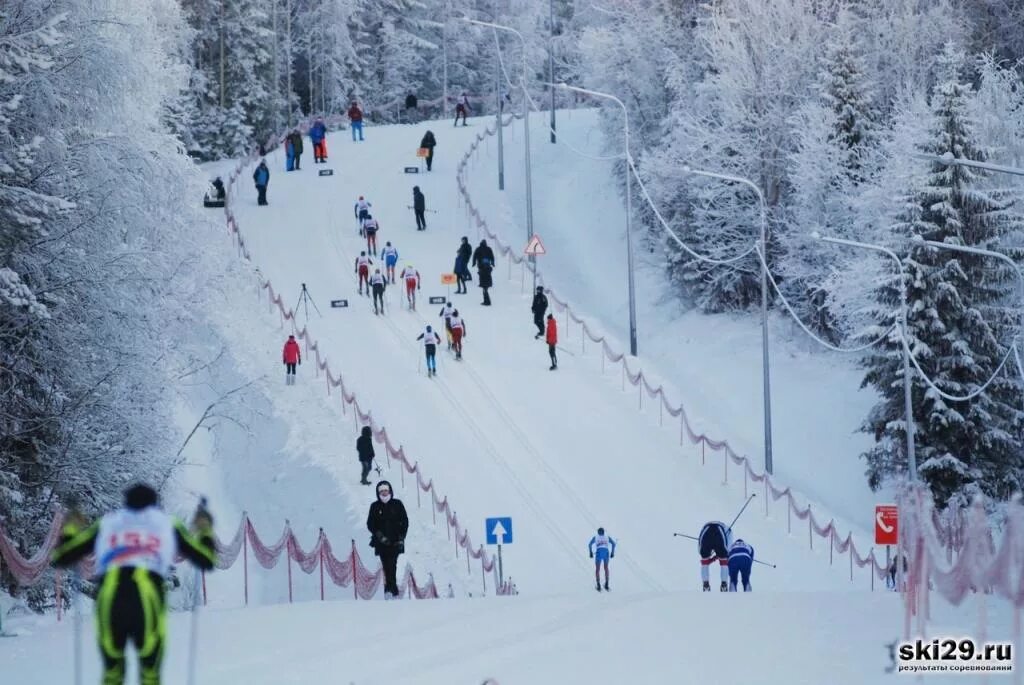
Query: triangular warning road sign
524 234 546 256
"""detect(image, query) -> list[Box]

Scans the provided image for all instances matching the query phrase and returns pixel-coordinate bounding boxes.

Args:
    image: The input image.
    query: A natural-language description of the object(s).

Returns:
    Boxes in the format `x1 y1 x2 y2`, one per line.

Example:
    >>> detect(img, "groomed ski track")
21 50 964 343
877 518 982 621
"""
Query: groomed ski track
233 117 868 594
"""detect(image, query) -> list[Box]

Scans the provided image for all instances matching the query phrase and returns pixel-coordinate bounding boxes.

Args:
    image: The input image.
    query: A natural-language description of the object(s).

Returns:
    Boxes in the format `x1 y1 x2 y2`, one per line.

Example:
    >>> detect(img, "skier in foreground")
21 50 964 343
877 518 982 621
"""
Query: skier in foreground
728 537 754 592
283 334 301 385
589 527 616 591
51 484 216 685
449 309 466 360
698 520 733 591
417 325 441 377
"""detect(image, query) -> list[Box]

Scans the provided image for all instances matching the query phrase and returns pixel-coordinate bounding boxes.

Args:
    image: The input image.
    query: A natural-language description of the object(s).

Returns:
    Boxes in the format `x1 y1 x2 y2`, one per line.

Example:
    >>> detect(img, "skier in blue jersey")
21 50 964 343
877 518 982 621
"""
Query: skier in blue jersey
699 520 733 592
380 241 399 283
589 527 616 592
727 538 754 592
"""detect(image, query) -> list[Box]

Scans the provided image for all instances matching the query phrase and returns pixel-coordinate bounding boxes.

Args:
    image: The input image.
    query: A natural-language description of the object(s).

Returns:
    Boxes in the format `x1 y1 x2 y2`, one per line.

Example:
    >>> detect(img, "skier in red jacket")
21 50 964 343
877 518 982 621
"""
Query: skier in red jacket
348 102 364 141
283 335 301 385
546 314 558 370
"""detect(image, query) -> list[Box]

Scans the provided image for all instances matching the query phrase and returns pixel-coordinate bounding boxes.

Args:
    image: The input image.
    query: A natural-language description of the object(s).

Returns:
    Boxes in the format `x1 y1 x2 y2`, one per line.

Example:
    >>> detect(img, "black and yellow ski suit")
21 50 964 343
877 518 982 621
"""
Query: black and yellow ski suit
51 500 216 685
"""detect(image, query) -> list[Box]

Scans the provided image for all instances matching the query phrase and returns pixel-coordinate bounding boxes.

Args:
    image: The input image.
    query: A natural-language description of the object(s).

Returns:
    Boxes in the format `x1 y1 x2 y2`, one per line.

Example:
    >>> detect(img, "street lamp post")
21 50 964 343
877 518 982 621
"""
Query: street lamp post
556 82 638 357
913 152 1024 178
465 18 536 293
548 0 556 144
816 234 917 481
680 166 772 474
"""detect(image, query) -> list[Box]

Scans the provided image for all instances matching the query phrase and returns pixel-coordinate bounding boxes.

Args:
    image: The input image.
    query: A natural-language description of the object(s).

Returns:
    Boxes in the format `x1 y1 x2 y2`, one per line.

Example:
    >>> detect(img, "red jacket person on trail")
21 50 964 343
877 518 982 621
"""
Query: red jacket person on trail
283 335 301 384
545 314 558 371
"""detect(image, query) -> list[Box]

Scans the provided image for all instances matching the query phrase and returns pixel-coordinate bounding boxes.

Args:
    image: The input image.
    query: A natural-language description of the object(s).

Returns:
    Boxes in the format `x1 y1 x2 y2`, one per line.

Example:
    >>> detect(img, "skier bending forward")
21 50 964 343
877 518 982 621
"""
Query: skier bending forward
698 520 733 592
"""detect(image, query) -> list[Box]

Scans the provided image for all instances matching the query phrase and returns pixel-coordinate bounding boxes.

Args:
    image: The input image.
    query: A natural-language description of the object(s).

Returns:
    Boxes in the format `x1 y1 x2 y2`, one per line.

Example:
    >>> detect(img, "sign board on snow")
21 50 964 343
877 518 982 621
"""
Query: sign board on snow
524 234 546 256
330 299 349 308
875 504 898 546
404 167 420 174
485 517 513 545
440 273 458 285
318 169 334 176
428 296 446 305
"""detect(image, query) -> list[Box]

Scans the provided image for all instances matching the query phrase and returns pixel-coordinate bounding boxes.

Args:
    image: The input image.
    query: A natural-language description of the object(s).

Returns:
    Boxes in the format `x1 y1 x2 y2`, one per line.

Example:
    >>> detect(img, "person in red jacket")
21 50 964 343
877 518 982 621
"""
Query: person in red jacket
546 313 558 370
283 334 301 385
348 101 364 142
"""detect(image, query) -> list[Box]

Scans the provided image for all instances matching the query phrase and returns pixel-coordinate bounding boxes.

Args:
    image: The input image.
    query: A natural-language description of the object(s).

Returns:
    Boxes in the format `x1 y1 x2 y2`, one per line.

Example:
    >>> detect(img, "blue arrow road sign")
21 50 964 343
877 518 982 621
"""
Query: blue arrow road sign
485 517 513 545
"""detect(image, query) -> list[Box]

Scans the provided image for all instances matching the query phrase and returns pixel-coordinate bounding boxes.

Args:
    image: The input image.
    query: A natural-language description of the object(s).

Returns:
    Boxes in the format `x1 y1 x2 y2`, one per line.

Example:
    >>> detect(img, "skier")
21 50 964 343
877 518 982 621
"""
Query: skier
354 196 372 235
348 101 364 141
419 130 436 171
370 268 386 315
727 538 754 592
472 239 496 306
546 313 558 370
412 186 427 230
417 325 441 377
283 334 301 385
357 425 375 485
588 527 616 591
366 480 408 598
362 213 380 253
50 484 216 685
698 520 733 592
253 159 270 206
449 309 466 360
381 241 400 283
532 286 548 338
354 251 373 295
454 92 469 126
400 264 420 310
310 118 328 163
455 237 472 294
439 300 455 350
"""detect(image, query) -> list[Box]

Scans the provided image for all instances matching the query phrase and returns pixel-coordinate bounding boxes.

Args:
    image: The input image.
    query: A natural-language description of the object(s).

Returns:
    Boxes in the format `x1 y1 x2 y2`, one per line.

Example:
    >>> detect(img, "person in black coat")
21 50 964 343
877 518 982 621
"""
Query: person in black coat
367 480 409 598
356 425 375 484
413 186 427 231
289 130 304 169
420 130 437 171
532 286 548 338
455 237 472 294
472 239 496 305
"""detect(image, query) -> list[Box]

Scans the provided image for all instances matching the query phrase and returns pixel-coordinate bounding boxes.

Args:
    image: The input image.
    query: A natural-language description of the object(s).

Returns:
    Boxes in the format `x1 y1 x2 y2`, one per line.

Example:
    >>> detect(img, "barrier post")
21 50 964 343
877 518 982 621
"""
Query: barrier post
723 448 727 484
481 550 487 595
286 527 293 604
243 517 249 606
351 539 357 600
638 378 642 410
202 569 207 606
702 438 706 466
808 508 813 550
466 546 471 574
416 469 421 508
319 528 325 601
787 496 792 534
829 526 834 565
744 464 748 499
55 570 63 622
659 397 663 426
454 514 459 558
431 491 437 526
765 479 769 516
849 541 854 581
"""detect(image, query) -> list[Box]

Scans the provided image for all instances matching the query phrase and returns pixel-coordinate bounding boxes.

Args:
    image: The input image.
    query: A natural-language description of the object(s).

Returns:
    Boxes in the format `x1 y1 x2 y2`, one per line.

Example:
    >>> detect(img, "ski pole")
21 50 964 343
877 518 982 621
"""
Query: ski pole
728 494 757 531
672 533 698 541
72 570 83 685
187 496 208 685
754 559 776 569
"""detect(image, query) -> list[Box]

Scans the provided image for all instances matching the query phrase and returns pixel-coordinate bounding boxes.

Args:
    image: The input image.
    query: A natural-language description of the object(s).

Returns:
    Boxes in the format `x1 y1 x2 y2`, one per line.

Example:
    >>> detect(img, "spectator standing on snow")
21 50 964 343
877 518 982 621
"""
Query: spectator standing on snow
357 425 375 485
455 237 472 294
253 160 270 206
472 239 496 306
546 314 558 370
348 101 365 141
413 186 427 230
532 286 548 339
289 129 304 169
366 480 408 598
283 334 301 384
454 92 469 126
419 130 436 171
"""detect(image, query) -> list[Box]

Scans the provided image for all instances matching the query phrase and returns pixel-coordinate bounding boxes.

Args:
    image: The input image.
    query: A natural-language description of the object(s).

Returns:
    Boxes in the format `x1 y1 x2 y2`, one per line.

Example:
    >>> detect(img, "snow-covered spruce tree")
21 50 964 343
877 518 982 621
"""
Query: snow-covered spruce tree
781 16 879 342
859 45 1024 508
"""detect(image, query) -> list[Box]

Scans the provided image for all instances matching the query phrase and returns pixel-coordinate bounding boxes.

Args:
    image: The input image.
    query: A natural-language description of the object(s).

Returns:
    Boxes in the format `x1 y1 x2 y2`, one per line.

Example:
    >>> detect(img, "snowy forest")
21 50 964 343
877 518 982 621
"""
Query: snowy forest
4 0 1024 599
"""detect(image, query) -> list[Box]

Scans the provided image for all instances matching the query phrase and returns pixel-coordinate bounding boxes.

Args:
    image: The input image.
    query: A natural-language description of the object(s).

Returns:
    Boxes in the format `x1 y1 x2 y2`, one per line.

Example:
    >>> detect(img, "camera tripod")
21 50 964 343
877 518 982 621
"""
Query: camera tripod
295 283 322 321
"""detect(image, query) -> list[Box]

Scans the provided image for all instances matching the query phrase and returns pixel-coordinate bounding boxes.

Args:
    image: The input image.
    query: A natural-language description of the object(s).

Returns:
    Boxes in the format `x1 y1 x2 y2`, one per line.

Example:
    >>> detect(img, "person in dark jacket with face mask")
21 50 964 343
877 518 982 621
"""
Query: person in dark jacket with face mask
532 286 548 338
356 426 375 484
367 480 409 598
